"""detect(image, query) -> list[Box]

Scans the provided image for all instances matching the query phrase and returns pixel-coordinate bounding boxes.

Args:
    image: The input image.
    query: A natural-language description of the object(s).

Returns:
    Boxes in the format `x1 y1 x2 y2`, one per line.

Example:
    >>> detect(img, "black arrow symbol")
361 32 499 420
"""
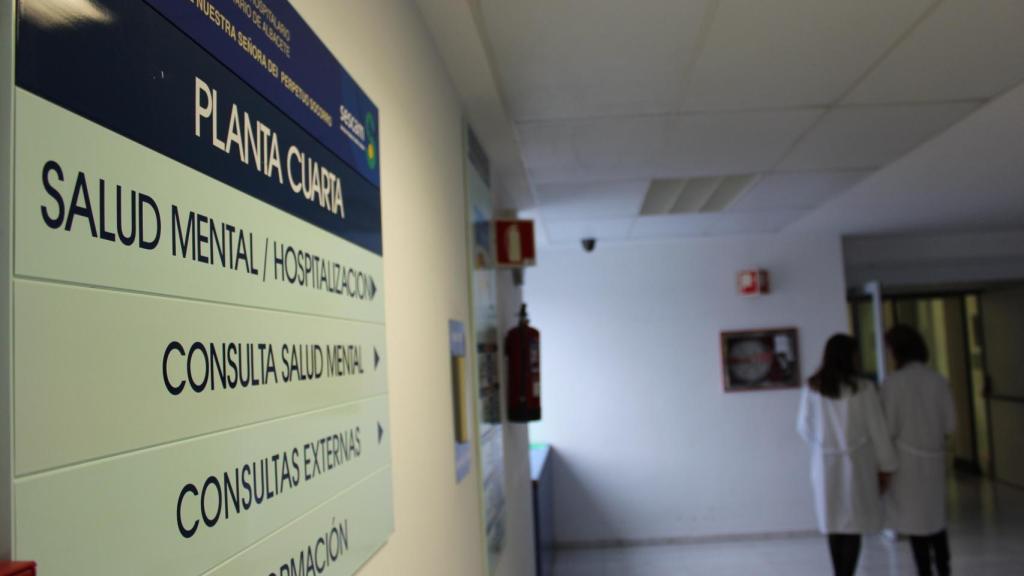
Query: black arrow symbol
377 422 384 444
369 277 377 300
374 347 381 370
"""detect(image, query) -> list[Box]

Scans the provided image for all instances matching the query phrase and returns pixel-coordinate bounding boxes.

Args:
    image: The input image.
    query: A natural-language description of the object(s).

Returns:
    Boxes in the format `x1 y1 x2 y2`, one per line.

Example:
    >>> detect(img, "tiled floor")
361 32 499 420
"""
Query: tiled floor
553 477 1024 575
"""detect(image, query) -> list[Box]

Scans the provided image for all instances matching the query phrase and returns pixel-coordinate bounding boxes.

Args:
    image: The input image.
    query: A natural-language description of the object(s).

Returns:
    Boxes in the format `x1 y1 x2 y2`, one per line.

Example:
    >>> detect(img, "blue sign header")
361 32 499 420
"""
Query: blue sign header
17 0 382 254
144 0 380 187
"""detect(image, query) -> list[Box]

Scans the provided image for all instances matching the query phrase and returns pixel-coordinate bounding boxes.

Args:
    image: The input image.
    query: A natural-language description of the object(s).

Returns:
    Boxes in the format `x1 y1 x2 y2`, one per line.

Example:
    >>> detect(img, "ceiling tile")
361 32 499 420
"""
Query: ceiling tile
703 211 808 235
793 81 1024 237
778 102 978 171
479 0 711 121
544 218 635 245
682 0 933 111
845 0 1024 104
535 180 648 220
729 171 870 212
628 213 712 239
518 108 822 184
628 211 805 239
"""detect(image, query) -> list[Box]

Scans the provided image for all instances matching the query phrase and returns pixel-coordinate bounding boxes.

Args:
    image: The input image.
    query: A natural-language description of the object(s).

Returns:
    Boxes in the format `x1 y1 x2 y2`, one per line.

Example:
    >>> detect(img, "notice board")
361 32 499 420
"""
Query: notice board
466 130 505 573
3 0 392 573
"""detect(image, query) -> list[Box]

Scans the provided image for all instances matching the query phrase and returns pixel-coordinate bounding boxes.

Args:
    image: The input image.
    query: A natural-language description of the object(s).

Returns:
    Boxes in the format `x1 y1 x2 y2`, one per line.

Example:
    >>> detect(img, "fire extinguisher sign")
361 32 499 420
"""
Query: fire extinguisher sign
494 220 537 268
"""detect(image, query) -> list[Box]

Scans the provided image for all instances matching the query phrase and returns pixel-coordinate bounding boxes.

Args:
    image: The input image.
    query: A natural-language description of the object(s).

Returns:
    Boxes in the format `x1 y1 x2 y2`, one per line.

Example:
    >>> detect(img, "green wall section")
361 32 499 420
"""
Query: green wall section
0 0 14 562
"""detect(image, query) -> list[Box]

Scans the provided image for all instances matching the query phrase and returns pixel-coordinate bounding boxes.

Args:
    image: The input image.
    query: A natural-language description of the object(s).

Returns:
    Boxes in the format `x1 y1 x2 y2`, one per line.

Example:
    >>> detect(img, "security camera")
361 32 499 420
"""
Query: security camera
581 238 596 252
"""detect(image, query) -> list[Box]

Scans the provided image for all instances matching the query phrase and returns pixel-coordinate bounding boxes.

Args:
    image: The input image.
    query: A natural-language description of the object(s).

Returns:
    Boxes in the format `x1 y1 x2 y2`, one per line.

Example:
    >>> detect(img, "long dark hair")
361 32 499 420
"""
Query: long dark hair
809 334 860 399
886 324 929 369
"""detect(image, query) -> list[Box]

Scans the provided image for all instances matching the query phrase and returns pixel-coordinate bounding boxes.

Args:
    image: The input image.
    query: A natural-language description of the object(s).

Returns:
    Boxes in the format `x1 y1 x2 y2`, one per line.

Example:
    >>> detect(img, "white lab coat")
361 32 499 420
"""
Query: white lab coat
797 379 898 534
881 362 956 535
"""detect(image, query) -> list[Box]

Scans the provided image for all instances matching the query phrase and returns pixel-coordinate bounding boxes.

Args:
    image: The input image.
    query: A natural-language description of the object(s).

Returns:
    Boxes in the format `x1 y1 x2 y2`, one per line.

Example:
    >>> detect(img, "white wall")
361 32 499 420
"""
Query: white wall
285 2 535 574
526 232 849 545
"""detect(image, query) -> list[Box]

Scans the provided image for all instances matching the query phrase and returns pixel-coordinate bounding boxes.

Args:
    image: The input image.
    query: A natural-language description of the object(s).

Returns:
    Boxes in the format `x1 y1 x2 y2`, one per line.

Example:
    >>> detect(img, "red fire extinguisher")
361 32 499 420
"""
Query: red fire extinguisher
506 304 541 422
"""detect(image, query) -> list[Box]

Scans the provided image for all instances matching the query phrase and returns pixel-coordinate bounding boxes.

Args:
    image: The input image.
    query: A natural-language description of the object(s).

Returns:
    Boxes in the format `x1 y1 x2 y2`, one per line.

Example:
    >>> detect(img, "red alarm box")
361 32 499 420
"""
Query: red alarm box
738 269 770 296
0 562 36 576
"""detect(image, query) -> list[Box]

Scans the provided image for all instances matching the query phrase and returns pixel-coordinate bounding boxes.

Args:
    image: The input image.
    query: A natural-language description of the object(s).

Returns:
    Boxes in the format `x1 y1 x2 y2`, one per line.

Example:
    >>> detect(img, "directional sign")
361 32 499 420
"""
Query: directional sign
9 0 393 574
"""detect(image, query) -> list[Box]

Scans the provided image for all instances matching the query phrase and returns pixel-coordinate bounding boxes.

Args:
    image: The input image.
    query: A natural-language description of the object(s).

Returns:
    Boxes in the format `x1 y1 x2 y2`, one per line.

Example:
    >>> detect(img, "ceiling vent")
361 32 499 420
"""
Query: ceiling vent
640 175 758 215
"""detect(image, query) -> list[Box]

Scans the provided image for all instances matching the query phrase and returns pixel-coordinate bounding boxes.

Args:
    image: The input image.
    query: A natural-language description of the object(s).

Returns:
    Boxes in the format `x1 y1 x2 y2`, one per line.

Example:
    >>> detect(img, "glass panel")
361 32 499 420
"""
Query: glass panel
940 297 973 465
966 295 992 476
883 300 896 331
853 300 878 378
888 296 976 472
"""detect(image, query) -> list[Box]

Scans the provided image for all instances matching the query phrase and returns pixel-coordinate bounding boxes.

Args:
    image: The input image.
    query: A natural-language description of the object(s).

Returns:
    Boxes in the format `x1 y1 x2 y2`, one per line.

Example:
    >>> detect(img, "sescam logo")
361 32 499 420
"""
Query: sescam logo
365 113 377 170
339 105 366 142
339 105 377 170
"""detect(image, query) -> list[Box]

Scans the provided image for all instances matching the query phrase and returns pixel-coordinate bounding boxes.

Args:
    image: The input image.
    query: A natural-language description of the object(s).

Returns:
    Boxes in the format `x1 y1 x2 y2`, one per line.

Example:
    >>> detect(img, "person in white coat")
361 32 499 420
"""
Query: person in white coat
798 334 899 576
882 325 956 576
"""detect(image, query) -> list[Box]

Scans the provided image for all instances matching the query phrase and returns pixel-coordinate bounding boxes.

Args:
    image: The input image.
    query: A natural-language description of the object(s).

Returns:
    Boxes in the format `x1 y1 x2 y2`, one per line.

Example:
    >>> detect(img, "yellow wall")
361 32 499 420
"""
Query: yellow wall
288 1 533 574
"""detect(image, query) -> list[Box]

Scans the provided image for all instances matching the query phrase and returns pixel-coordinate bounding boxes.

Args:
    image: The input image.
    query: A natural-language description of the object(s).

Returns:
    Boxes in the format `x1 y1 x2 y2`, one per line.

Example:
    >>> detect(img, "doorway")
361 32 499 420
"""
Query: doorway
849 291 989 476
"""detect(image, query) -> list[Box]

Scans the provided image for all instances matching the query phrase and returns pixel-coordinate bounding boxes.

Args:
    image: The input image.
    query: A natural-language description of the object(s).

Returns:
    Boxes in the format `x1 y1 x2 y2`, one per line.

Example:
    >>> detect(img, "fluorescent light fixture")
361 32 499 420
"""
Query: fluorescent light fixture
640 175 758 215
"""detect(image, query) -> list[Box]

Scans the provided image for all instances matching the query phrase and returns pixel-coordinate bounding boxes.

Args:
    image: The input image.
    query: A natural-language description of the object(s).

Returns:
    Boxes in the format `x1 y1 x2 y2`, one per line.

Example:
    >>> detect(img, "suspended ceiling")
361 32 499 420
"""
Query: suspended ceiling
416 0 1024 245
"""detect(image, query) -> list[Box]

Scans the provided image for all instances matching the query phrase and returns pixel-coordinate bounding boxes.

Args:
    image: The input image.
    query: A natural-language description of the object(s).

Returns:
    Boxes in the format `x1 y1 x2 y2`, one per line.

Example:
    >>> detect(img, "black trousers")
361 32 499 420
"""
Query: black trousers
827 534 862 576
910 530 950 576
